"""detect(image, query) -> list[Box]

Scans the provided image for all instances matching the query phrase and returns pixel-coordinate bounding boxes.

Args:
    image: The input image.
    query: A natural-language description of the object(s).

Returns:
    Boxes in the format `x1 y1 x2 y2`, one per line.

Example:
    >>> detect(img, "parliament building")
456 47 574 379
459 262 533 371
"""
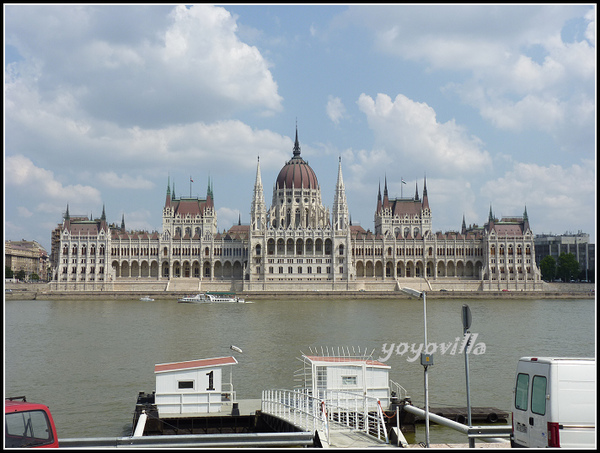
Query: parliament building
50 129 542 292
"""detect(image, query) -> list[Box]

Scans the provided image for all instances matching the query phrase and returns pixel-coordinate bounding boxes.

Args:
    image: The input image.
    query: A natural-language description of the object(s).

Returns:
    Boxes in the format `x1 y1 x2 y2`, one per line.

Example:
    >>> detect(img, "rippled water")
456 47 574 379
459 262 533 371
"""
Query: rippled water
5 297 595 444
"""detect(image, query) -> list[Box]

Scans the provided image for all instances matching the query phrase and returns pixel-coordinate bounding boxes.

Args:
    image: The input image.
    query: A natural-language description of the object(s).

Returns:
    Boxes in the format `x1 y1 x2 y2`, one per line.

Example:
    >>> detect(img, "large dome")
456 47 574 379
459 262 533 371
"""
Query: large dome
275 129 319 190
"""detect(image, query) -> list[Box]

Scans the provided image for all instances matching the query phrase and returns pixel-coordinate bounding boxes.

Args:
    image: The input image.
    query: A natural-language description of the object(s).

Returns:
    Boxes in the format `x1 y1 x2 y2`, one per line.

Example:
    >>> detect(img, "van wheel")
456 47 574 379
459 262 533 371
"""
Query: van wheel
487 412 498 423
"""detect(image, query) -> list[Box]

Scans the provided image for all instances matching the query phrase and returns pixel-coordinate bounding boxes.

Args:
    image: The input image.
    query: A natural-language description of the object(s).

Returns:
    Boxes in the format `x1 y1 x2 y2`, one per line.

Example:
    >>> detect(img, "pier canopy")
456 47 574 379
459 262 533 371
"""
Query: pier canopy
154 356 237 416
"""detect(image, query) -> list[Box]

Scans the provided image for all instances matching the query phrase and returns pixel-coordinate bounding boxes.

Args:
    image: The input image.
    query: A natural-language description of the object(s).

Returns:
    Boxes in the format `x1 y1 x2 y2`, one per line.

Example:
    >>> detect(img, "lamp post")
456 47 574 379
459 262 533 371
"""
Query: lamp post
462 304 475 448
401 287 430 448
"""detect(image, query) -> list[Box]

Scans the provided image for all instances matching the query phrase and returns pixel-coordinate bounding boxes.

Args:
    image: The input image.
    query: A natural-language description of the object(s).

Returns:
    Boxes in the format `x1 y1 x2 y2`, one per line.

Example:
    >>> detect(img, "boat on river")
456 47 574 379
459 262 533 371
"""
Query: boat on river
177 292 247 304
139 296 154 301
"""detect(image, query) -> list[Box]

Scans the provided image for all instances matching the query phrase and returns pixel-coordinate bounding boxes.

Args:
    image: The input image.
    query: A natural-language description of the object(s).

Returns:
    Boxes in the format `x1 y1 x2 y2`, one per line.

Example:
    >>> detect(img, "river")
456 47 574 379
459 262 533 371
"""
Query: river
4 297 595 444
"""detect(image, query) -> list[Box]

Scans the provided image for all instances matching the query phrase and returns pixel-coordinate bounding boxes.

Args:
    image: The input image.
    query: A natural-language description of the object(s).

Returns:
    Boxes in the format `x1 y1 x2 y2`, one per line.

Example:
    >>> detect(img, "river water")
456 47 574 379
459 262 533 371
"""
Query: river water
4 297 595 444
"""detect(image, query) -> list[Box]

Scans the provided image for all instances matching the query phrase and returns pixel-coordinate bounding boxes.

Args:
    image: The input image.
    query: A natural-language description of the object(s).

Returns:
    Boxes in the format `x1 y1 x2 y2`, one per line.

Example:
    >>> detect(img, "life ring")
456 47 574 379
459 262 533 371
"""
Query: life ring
487 412 499 423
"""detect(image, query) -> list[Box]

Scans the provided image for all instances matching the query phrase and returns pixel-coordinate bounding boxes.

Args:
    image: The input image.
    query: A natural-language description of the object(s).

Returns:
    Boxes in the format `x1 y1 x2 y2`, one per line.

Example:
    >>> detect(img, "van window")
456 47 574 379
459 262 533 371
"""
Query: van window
515 373 529 410
5 410 54 447
531 375 547 415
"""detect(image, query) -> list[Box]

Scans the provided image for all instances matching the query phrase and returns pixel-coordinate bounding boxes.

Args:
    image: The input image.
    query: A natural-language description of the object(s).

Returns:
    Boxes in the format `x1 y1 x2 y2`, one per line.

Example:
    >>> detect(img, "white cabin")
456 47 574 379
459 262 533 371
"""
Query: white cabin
154 356 237 417
298 354 391 406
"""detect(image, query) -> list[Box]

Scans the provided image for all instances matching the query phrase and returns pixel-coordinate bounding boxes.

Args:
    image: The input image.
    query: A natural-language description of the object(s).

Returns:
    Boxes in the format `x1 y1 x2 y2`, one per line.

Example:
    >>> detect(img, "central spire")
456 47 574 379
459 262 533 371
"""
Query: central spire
293 123 301 158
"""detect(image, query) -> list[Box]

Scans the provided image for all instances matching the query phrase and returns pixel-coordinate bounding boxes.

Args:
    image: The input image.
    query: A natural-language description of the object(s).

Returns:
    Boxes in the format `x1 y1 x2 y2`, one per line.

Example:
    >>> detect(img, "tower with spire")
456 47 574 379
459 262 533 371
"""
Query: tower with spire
250 156 267 232
374 175 431 238
332 156 349 233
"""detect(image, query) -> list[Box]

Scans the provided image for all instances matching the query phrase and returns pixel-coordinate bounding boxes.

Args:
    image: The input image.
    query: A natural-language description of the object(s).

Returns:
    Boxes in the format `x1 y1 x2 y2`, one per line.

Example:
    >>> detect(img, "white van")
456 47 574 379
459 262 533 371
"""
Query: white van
511 357 596 448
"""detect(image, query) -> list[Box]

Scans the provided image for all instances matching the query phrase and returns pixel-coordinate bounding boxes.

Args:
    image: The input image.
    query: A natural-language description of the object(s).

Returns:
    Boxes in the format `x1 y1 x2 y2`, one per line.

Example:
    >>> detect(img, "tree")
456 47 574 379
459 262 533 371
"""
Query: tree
557 253 580 282
5 266 13 279
539 255 556 282
16 269 27 281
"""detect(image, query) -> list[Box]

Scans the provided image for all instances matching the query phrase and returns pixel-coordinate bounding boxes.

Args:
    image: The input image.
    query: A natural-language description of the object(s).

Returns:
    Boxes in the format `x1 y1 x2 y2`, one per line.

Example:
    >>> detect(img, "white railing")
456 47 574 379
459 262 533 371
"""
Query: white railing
321 390 389 443
261 389 389 445
390 379 409 400
262 389 329 441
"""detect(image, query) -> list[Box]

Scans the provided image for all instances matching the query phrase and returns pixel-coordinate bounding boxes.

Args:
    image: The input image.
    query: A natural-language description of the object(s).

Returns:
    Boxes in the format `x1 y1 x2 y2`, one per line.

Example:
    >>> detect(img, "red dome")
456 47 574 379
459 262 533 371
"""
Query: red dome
275 127 319 190
276 157 319 190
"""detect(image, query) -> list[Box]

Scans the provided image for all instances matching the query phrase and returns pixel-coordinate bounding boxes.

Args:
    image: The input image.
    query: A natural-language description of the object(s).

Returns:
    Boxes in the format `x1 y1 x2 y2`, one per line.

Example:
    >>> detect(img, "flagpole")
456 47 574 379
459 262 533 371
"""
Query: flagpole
190 176 192 198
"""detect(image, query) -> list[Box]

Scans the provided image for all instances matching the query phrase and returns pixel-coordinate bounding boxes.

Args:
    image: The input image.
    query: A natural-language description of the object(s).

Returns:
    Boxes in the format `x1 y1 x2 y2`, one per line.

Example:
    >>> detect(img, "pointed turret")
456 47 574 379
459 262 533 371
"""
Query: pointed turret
422 175 429 210
383 176 389 209
165 177 171 207
121 213 125 231
332 156 349 231
101 204 106 221
414 182 419 201
462 214 467 235
251 156 266 231
65 204 70 221
376 182 383 214
523 205 530 232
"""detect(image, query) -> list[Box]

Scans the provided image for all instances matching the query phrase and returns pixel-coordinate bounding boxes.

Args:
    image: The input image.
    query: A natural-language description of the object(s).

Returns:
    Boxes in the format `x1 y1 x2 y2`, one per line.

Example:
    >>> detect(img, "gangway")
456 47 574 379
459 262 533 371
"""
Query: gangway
261 389 394 448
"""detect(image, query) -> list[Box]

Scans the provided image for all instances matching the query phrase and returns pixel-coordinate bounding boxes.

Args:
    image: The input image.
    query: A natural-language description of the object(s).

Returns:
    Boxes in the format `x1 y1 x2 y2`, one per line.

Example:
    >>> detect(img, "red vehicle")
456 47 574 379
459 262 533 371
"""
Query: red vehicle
5 397 59 448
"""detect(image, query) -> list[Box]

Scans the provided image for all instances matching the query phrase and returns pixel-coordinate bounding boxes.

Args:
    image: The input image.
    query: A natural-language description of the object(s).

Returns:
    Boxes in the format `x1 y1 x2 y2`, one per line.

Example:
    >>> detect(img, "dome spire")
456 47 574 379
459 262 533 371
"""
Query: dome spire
293 121 301 158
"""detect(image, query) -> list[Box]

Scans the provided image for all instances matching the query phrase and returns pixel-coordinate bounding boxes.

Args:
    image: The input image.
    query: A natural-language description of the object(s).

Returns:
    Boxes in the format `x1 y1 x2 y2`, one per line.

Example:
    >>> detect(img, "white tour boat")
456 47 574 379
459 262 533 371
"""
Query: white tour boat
177 292 247 304
140 296 154 301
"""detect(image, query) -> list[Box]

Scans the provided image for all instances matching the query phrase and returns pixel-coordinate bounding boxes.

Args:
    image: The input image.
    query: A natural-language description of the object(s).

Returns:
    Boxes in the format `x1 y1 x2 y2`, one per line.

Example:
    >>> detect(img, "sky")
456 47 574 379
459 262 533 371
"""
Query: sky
4 4 597 254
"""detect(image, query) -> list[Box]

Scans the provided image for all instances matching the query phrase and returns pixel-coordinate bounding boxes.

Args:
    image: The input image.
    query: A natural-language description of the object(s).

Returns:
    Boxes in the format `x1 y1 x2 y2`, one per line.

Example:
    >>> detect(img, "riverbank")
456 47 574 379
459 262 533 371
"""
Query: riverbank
4 282 595 301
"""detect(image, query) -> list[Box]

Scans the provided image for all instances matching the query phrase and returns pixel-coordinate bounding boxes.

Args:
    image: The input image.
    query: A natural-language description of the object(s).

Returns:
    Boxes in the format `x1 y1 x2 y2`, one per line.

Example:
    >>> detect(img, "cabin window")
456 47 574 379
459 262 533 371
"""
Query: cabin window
342 376 357 386
531 375 547 415
178 380 194 389
514 373 529 411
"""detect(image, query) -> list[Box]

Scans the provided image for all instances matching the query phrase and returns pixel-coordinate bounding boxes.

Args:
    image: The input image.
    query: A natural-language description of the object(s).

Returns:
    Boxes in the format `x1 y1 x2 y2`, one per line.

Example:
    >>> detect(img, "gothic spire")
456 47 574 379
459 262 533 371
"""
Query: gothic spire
422 175 429 210
293 123 301 158
251 156 266 231
332 156 349 231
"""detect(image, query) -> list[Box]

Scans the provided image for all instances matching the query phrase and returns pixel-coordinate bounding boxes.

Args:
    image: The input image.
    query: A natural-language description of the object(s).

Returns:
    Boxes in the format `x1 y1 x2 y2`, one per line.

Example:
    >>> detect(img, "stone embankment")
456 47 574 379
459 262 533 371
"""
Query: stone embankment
4 282 595 301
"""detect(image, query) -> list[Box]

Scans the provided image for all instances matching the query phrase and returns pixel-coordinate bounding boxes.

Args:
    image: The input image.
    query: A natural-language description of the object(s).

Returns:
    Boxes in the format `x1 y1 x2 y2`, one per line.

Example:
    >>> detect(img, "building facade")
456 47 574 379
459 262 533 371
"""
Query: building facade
5 240 50 281
50 129 542 292
534 232 595 281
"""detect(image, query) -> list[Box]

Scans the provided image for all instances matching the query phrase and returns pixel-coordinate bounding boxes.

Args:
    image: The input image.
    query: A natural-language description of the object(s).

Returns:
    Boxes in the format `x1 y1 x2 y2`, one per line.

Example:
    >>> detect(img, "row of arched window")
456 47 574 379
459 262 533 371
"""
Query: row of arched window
63 244 105 255
490 244 532 255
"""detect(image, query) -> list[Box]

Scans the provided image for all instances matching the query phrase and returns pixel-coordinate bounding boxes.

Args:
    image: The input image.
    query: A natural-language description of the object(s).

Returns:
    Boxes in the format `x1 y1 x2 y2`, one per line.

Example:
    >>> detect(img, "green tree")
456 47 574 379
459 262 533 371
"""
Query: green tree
30 273 40 281
5 266 14 279
539 255 556 281
16 269 27 281
557 253 580 282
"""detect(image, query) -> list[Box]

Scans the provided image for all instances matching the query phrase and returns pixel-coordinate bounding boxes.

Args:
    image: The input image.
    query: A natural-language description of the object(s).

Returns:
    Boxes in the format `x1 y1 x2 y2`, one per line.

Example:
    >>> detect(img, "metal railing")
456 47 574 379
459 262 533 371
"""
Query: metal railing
261 389 389 444
261 389 328 440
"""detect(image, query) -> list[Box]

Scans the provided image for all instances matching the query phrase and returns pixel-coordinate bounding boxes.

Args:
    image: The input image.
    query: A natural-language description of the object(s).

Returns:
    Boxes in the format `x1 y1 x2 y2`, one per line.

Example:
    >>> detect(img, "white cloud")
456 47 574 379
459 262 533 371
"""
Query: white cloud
357 93 492 174
5 5 283 129
99 172 155 189
326 96 346 125
480 160 595 233
5 154 102 212
340 5 595 154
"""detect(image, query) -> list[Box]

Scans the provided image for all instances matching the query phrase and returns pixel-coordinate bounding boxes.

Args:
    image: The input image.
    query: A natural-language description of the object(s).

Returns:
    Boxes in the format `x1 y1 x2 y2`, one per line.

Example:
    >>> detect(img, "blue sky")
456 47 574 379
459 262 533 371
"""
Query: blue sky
4 4 596 253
